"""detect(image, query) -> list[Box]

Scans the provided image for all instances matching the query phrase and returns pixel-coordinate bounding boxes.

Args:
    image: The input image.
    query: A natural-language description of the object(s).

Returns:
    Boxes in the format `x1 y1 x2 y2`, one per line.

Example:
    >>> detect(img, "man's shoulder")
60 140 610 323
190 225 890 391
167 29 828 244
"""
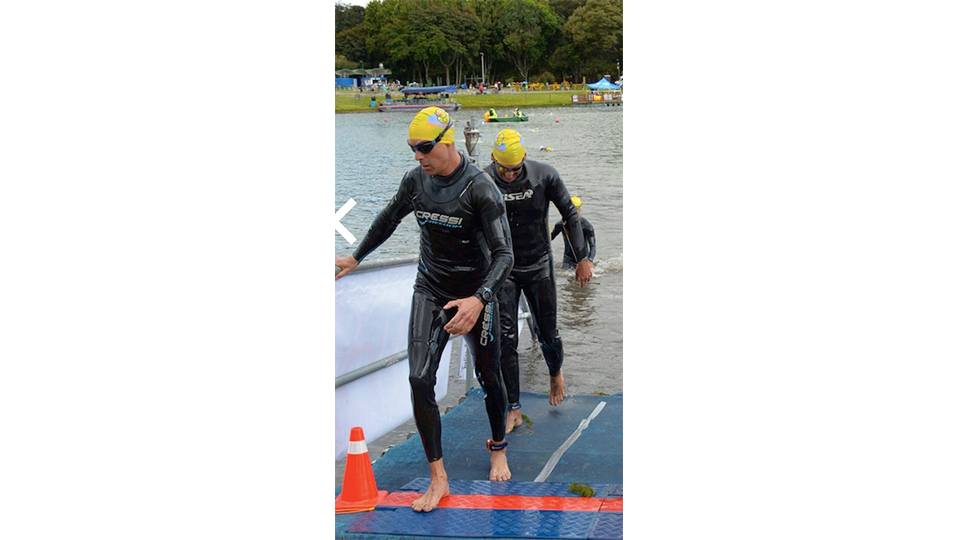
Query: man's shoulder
524 159 560 176
462 156 489 180
400 165 423 185
481 161 497 178
468 169 500 195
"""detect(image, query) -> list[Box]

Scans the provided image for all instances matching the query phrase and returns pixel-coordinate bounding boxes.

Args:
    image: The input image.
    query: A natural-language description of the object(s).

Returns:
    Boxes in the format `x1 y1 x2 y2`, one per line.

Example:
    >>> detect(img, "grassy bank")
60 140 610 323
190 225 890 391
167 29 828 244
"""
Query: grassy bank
335 90 581 113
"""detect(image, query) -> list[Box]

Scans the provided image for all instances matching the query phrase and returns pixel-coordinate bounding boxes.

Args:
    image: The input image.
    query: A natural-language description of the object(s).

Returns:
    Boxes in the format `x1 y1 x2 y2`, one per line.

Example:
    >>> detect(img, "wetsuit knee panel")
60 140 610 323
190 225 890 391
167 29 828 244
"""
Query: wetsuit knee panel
408 370 436 392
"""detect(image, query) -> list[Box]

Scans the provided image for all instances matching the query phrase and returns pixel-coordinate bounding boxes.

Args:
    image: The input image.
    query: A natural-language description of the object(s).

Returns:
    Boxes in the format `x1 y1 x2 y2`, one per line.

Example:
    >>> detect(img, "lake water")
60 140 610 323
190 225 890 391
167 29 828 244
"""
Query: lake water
335 105 623 479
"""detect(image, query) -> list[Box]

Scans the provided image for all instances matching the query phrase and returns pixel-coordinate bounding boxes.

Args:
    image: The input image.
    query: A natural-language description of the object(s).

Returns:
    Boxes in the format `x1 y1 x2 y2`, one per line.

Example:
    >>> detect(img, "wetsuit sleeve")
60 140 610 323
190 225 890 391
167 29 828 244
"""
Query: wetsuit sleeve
585 221 597 260
547 172 589 263
472 176 513 297
351 175 415 263
550 220 563 240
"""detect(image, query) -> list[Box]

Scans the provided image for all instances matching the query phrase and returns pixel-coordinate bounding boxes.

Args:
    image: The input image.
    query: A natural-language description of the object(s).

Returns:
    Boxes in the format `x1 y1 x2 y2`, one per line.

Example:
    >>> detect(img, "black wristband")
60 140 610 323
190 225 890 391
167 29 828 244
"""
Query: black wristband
487 439 508 451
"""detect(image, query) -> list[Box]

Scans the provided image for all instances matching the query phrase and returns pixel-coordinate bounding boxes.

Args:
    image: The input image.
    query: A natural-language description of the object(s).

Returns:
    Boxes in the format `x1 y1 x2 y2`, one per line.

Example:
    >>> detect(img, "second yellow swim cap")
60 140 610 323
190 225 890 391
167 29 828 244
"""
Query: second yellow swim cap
492 129 525 166
409 107 454 143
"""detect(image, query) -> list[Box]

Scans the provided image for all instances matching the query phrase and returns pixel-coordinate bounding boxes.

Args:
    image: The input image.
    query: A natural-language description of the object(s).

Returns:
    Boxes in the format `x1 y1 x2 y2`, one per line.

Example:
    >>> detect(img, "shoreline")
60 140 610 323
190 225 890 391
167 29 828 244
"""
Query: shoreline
334 89 621 113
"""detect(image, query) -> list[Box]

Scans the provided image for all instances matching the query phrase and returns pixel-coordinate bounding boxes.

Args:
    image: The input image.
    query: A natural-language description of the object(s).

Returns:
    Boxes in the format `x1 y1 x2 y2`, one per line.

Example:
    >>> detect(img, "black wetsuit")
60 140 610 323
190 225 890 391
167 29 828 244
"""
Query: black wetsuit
552 216 596 269
483 159 587 410
353 151 513 462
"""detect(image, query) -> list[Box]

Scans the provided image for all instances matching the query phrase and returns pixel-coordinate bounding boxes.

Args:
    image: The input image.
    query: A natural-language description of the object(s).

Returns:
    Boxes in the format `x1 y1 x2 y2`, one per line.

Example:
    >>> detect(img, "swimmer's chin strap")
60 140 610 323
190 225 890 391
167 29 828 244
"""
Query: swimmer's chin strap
487 439 508 452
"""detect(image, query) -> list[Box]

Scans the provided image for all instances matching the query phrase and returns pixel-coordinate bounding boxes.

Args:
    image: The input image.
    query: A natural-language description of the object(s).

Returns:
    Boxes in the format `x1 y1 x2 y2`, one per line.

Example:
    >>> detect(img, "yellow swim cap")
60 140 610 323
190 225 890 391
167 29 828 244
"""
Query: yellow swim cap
408 107 454 143
492 129 525 166
571 196 581 208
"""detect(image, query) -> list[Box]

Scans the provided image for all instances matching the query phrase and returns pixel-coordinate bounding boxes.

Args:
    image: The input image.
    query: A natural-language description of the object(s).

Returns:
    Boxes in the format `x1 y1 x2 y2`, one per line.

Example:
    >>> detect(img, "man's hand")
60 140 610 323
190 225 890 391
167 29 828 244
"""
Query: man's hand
442 296 485 336
574 259 594 287
334 255 359 280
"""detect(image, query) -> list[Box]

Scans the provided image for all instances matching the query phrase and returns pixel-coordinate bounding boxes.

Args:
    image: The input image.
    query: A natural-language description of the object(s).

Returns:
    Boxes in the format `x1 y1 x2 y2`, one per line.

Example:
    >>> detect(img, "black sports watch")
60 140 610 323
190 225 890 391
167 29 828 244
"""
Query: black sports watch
475 287 494 304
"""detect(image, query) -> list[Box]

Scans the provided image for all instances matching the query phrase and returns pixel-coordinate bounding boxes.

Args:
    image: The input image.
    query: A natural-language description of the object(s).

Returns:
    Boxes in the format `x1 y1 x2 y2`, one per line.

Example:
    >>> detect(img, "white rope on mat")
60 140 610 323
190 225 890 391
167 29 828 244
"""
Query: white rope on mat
534 401 607 482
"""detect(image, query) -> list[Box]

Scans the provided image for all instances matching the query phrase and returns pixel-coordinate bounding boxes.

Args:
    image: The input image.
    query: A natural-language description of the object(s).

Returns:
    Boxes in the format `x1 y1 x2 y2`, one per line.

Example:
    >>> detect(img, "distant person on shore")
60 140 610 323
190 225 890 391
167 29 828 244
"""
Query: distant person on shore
551 196 596 270
334 107 514 512
484 129 593 433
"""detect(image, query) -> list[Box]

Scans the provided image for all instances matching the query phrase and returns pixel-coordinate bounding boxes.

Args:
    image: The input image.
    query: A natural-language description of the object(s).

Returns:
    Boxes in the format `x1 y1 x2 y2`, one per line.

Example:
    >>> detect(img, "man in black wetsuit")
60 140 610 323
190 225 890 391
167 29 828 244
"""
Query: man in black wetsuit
551 196 597 269
484 129 593 433
334 107 514 513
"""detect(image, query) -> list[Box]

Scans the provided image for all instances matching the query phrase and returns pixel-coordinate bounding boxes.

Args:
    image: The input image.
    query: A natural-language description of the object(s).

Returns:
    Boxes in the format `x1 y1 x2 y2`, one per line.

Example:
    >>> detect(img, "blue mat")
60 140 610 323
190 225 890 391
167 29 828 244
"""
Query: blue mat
335 390 623 539
349 507 604 539
351 389 623 493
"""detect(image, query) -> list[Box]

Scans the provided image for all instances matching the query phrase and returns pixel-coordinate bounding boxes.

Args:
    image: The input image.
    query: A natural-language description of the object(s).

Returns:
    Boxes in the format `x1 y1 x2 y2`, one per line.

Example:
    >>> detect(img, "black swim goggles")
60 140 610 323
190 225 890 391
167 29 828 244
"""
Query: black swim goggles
494 160 524 174
409 119 453 154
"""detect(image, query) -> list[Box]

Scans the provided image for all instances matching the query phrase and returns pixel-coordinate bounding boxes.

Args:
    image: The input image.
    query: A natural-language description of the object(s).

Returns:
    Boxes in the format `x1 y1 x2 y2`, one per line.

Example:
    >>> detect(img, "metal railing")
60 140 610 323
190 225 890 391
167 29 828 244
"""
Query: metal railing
334 254 532 391
335 305 532 391
335 254 419 276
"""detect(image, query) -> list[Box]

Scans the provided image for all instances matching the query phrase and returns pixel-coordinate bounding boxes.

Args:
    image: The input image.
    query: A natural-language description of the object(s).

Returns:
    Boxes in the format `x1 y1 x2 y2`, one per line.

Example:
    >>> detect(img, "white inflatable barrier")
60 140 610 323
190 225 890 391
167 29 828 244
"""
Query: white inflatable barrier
334 258 451 461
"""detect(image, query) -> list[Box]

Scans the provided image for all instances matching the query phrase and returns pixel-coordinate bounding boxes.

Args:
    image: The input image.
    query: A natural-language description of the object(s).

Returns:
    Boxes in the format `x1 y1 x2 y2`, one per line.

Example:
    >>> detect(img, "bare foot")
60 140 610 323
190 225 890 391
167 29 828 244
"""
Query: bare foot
489 446 511 481
504 409 523 434
549 371 565 406
412 460 450 512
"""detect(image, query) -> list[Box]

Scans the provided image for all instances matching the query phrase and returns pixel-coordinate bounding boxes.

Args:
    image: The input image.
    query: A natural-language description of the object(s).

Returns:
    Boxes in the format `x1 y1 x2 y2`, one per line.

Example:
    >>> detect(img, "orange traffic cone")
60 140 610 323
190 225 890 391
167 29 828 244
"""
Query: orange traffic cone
335 426 388 514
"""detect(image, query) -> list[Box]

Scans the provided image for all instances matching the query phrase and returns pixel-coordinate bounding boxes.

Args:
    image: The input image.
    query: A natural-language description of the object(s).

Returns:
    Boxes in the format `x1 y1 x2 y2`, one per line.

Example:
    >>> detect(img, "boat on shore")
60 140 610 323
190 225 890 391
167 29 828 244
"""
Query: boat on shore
377 85 462 112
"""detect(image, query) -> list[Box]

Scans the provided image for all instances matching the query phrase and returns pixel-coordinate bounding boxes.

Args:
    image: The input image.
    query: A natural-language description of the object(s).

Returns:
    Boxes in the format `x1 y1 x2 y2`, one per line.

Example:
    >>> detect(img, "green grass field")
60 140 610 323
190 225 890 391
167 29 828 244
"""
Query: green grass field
335 90 585 113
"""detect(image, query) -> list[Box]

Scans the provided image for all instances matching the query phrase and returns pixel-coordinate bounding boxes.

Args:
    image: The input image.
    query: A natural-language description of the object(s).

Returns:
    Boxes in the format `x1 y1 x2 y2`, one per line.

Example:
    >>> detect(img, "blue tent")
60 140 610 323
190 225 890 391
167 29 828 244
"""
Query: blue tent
586 77 621 90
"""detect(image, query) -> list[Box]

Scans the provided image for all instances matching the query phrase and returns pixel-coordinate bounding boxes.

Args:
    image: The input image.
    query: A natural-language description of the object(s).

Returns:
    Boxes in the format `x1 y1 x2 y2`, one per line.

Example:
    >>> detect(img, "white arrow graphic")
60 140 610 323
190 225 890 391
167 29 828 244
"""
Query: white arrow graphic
335 198 357 244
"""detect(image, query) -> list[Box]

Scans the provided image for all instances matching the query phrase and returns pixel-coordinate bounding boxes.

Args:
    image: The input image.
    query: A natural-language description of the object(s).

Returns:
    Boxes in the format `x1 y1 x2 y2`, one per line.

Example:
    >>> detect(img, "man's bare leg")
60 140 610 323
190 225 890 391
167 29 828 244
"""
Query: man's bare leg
412 458 450 512
549 370 565 406
504 408 523 433
489 442 511 481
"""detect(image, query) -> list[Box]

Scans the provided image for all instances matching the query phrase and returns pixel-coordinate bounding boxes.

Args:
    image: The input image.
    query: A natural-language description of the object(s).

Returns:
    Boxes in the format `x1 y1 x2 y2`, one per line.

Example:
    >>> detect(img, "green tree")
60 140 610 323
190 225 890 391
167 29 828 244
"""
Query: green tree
344 0 620 87
335 2 365 34
563 0 622 80
543 0 586 82
547 0 587 22
471 0 508 82
336 25 368 63
335 55 359 70
395 0 450 85
361 1 388 67
436 0 482 86
496 0 560 82
365 0 420 82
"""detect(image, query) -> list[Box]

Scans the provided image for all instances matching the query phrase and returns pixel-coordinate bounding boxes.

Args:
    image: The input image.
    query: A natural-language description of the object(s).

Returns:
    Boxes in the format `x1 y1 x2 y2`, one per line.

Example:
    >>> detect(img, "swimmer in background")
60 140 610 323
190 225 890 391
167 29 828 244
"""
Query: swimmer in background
484 129 593 433
551 196 596 270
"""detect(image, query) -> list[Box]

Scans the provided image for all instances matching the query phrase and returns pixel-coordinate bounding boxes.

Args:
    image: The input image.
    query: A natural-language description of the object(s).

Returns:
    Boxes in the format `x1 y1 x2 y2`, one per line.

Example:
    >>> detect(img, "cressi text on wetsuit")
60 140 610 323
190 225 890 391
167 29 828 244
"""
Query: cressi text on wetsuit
483 159 588 410
353 151 514 461
552 216 596 269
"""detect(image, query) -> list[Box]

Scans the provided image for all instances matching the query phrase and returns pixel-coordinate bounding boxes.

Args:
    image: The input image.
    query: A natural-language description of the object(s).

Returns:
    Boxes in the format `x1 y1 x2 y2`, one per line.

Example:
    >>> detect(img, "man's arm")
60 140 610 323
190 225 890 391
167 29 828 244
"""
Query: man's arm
334 177 414 280
550 220 563 240
443 177 514 335
584 222 597 261
474 180 514 296
547 173 591 286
